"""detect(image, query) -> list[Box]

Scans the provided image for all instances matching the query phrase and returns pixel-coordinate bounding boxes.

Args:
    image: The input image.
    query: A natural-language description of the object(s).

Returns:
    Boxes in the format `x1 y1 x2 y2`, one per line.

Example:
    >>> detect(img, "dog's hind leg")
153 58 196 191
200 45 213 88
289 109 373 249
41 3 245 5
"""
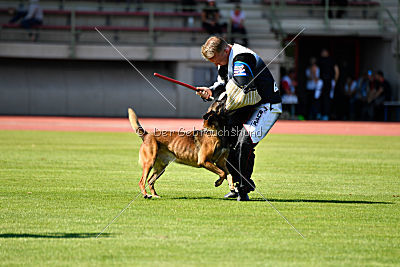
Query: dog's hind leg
147 163 166 198
138 137 157 199
148 153 172 198
139 163 153 199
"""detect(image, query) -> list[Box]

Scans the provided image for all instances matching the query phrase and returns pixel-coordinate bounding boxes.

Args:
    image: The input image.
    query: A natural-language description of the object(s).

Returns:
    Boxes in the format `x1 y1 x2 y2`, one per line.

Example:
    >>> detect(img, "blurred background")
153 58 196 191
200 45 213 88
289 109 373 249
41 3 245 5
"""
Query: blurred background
0 0 399 121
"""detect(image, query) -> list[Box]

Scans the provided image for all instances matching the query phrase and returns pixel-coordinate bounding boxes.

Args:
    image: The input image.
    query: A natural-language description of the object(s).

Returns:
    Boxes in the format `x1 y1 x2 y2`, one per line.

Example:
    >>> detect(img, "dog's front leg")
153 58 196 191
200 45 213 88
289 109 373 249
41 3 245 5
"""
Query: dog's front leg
198 159 226 187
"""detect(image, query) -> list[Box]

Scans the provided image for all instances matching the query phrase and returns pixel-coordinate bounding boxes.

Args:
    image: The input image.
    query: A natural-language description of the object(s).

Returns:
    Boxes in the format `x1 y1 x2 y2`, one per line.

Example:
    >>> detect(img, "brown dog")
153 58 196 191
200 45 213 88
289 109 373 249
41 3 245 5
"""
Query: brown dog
128 99 232 198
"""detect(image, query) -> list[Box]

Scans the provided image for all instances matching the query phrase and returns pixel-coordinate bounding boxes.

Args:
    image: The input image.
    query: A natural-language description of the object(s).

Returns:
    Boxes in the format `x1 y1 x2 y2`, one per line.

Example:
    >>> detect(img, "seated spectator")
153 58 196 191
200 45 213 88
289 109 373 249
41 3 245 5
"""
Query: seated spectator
230 4 248 47
344 75 357 120
20 0 43 30
281 69 298 116
201 0 225 35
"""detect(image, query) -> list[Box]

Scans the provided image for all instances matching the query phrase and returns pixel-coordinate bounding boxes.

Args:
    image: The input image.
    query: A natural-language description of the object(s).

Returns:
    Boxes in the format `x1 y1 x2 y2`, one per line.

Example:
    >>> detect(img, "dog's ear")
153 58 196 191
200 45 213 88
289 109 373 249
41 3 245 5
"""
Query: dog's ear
215 95 227 116
202 111 214 120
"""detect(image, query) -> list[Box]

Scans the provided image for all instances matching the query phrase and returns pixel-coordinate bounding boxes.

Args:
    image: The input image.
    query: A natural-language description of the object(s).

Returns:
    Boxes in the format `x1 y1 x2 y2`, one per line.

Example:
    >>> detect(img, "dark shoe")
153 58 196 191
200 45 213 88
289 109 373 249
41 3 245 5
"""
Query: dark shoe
237 192 249 201
224 190 238 198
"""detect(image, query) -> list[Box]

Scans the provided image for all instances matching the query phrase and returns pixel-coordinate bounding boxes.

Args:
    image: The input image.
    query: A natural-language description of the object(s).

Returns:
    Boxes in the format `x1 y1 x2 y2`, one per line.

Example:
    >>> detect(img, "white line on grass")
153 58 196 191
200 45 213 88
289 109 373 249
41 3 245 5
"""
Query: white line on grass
95 27 177 110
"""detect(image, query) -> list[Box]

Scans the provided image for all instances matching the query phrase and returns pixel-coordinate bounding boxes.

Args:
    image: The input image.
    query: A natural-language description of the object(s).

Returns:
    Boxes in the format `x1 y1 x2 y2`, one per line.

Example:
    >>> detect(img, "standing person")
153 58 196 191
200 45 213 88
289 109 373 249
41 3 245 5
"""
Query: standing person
344 75 358 120
281 69 298 116
364 70 376 120
196 36 282 201
305 57 323 119
317 48 339 120
201 0 225 35
354 71 369 120
230 4 248 47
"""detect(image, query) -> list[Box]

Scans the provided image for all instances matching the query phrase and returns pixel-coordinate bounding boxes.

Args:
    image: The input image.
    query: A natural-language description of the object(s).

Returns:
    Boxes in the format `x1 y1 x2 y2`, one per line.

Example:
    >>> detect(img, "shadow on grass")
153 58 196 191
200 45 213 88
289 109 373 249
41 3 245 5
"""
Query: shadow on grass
170 196 392 204
226 198 393 204
0 233 113 239
170 196 214 200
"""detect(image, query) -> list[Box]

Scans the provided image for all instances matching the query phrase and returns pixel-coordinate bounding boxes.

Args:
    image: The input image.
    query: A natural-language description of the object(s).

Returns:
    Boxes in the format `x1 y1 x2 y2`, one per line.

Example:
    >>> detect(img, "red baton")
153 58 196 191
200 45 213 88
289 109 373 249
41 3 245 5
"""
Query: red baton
154 72 214 100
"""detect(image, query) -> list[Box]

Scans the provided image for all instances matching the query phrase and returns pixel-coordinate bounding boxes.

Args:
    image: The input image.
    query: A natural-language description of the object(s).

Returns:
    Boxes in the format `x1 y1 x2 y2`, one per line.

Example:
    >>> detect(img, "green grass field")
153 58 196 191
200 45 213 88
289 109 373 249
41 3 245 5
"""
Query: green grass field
1 130 399 266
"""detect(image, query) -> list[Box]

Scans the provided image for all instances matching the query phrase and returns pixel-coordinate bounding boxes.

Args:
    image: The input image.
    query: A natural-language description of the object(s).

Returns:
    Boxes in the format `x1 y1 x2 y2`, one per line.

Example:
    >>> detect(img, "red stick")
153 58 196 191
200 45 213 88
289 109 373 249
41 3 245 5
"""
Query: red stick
154 72 198 92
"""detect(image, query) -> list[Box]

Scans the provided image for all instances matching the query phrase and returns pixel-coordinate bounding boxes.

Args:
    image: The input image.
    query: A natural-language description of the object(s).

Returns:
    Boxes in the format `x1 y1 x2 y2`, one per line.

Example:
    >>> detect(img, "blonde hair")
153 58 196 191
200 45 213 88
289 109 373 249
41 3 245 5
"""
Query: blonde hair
201 36 228 60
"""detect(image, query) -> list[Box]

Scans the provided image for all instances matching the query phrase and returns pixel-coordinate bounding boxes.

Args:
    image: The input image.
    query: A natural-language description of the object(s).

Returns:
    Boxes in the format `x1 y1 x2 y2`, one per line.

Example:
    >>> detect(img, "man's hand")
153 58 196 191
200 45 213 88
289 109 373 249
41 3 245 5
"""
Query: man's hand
196 87 213 100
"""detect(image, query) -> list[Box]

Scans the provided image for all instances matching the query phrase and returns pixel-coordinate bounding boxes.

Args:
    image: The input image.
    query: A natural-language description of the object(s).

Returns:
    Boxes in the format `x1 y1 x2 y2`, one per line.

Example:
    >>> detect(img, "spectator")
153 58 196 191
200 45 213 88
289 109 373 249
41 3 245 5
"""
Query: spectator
281 69 298 116
368 70 391 120
344 75 357 120
20 0 43 30
230 4 248 47
201 0 225 35
317 48 339 120
354 71 370 120
363 70 376 120
305 57 323 119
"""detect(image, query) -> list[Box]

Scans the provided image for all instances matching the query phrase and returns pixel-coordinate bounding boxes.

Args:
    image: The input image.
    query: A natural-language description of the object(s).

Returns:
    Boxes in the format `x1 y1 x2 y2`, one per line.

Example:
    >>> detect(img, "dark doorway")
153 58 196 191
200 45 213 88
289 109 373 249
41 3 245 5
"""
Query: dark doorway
294 36 359 120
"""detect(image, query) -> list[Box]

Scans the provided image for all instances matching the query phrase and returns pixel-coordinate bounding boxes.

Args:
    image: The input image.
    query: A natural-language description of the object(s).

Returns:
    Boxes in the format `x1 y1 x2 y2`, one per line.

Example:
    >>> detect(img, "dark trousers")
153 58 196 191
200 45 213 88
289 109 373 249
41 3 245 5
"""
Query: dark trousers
225 109 256 194
9 11 27 23
320 79 332 117
21 18 42 29
305 89 317 119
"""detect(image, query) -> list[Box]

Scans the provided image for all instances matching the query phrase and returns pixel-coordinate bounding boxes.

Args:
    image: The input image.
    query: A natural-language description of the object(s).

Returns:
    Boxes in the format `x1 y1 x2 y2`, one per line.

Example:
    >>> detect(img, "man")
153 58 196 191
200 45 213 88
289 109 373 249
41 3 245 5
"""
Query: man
368 71 391 120
20 0 43 30
317 48 339 121
196 36 282 201
201 0 224 35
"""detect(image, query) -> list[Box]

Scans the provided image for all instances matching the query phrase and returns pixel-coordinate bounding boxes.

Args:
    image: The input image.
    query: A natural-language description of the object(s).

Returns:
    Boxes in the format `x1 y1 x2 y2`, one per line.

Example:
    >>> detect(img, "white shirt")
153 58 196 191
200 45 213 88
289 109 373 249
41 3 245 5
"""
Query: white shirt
25 3 43 21
230 10 245 27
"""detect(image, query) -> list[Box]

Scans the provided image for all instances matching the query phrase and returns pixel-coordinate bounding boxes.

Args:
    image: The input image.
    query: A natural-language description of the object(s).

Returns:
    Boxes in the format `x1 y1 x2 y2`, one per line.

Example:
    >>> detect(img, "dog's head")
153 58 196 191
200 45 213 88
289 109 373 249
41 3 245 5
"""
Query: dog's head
202 94 227 131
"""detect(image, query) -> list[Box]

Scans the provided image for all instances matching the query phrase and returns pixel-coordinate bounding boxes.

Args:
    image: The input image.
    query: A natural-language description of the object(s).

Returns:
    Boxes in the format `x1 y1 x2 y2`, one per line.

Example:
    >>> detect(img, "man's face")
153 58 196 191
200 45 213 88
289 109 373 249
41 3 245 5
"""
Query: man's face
209 49 229 67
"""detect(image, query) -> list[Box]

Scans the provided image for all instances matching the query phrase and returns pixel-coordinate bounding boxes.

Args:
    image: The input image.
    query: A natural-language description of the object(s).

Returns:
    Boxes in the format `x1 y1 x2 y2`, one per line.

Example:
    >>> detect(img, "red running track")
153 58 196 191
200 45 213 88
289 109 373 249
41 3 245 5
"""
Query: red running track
0 116 399 136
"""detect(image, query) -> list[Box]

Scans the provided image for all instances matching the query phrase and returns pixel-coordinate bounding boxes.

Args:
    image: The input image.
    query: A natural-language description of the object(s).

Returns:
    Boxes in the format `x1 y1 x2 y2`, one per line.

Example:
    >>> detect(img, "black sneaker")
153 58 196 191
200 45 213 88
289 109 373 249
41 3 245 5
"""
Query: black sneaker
237 192 249 201
224 190 238 198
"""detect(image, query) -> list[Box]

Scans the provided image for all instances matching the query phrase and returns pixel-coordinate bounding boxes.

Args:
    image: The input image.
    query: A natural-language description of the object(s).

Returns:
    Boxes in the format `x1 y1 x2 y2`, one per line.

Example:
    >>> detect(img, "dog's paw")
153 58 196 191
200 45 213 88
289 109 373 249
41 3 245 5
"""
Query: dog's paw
214 179 223 187
144 194 152 199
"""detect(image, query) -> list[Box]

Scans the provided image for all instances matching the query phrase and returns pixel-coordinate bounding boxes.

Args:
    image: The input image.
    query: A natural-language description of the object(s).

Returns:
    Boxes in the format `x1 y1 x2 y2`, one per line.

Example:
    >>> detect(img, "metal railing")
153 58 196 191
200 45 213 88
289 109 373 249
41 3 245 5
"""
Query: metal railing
0 1 398 59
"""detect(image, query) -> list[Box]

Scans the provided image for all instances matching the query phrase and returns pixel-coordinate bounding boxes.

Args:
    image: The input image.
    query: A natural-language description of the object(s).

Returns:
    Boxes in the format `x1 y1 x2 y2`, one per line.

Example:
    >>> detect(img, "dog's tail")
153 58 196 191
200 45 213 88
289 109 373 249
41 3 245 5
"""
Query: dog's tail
128 108 147 140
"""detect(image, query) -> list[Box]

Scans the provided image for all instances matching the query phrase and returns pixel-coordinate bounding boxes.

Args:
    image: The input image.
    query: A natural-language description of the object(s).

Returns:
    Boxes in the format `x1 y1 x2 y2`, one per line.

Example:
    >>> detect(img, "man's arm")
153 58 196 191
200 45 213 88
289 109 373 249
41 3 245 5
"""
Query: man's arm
224 53 262 110
334 64 339 82
197 66 227 100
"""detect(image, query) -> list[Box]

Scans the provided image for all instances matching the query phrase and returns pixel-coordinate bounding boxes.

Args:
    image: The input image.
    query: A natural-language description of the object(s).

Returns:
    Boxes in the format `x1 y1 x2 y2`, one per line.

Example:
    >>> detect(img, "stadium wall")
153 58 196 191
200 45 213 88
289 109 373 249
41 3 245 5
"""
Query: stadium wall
0 57 280 118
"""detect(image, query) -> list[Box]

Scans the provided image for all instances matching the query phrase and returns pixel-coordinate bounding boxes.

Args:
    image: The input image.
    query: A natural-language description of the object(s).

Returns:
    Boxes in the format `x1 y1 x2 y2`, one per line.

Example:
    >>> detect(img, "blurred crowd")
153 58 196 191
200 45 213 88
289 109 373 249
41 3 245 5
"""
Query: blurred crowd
281 49 392 121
